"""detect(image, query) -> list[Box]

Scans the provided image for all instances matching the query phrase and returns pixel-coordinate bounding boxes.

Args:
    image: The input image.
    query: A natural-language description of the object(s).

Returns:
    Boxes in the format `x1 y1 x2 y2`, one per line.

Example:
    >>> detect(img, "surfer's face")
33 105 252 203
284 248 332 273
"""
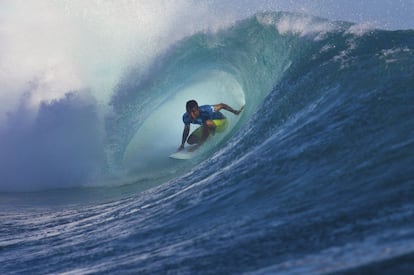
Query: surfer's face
189 106 199 120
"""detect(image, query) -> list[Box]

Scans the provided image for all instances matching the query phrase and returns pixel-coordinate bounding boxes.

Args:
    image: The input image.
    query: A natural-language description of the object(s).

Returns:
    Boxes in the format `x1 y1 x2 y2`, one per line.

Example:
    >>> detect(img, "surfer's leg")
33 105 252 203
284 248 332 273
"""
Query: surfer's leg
187 121 217 145
187 134 200 145
201 120 216 142
187 127 202 144
212 119 228 133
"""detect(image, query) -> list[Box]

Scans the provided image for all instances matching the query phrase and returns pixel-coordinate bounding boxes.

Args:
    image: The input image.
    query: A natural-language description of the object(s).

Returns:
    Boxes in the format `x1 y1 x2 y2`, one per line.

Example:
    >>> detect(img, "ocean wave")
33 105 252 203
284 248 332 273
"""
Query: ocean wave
1 7 414 274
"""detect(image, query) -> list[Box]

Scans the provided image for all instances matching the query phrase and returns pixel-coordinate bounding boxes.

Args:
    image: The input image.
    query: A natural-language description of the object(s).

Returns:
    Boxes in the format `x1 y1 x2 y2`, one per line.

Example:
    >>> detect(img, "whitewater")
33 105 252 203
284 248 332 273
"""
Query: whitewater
1 1 414 274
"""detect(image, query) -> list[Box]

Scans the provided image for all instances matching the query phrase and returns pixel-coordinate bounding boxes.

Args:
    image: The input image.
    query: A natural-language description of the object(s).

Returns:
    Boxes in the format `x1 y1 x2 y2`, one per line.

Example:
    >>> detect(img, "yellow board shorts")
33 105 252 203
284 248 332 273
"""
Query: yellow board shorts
191 119 228 138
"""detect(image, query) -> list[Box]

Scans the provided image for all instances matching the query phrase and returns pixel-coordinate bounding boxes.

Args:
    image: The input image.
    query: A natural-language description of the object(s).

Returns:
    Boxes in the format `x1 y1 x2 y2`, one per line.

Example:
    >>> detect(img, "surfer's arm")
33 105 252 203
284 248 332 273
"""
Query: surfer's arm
214 103 244 115
180 124 190 150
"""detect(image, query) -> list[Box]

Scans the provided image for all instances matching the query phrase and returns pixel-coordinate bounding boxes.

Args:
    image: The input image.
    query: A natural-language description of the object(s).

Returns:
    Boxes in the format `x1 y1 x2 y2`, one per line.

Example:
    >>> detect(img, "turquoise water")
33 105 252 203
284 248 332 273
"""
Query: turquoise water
1 11 414 274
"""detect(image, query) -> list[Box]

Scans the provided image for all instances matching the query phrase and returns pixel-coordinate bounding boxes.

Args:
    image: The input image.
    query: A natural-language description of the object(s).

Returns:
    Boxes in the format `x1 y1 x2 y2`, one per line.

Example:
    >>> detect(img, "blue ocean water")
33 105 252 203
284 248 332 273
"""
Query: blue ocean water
1 10 414 274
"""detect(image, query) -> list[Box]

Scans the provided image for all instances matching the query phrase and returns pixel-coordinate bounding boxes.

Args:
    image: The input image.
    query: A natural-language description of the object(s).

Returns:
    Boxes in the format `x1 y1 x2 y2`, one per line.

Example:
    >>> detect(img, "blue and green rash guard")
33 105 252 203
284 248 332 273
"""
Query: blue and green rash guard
182 105 225 126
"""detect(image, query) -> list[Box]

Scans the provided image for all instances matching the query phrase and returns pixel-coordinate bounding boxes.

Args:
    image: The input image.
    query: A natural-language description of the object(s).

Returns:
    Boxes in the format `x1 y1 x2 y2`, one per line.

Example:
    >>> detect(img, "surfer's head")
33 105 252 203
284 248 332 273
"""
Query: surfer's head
186 100 199 120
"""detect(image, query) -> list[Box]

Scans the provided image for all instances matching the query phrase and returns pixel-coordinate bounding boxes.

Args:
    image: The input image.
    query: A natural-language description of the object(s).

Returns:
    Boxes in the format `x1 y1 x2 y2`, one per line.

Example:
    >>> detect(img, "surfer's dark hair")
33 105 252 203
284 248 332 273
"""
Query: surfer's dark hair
186 100 198 112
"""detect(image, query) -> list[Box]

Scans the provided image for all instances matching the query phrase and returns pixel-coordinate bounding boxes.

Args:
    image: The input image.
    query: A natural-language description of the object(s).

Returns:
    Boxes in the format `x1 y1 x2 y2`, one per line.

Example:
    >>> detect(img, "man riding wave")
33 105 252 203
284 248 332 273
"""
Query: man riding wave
179 100 244 151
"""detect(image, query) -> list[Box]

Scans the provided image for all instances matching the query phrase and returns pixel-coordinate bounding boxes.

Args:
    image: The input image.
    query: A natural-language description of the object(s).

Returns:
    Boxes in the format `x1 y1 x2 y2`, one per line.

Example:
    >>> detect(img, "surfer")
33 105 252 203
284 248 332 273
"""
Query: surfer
179 100 244 151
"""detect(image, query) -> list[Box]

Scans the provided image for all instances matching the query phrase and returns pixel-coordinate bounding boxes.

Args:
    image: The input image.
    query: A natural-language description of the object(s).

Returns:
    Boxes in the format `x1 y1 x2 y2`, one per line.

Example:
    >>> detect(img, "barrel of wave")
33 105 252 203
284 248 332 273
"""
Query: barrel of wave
122 70 246 170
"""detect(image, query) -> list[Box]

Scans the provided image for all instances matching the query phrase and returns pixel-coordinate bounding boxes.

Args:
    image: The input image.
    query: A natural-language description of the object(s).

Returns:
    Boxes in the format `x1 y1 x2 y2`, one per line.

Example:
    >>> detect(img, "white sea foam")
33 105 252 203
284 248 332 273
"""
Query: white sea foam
257 13 336 40
346 22 376 36
276 15 336 39
0 0 237 121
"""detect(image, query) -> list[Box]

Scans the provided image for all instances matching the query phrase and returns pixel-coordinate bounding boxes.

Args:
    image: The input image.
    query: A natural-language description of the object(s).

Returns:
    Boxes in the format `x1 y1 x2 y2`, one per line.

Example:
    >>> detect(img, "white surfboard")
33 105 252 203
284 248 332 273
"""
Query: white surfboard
169 151 193 160
169 146 198 160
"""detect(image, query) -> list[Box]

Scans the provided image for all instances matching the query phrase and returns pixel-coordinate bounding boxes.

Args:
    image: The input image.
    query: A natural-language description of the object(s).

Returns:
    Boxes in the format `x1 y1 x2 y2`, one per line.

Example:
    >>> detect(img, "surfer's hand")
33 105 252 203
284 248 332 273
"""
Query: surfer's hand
235 105 245 115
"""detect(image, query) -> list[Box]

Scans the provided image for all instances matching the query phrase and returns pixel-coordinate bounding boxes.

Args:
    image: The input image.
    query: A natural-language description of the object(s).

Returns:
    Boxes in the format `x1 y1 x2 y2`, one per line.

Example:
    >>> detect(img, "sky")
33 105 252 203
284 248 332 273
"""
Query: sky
209 0 414 30
301 0 414 30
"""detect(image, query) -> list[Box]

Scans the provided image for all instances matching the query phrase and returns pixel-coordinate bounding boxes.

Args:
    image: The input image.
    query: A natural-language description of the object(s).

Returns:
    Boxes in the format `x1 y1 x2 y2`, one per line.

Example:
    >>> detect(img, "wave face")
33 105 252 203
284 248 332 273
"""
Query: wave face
1 11 414 274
